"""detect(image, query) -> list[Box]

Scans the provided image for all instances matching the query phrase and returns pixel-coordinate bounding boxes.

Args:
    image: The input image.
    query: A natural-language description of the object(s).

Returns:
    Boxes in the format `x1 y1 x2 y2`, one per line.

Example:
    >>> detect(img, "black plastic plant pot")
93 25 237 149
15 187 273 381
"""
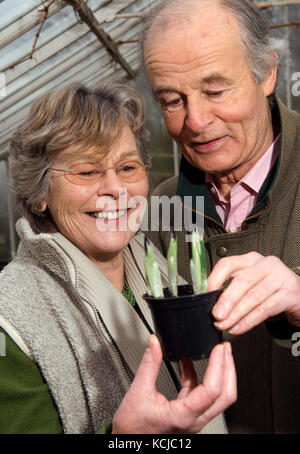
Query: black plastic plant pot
143 284 223 362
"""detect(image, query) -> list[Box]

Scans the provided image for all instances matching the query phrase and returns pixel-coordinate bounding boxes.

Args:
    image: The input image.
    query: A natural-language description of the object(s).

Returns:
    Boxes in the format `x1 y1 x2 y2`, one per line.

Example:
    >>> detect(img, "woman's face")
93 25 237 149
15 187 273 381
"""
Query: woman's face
44 126 149 262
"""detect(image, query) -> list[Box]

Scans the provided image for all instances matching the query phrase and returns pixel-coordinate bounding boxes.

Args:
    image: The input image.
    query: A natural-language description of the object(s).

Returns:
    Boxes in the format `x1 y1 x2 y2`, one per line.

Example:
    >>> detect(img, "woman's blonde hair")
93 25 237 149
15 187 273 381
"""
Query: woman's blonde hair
9 81 150 233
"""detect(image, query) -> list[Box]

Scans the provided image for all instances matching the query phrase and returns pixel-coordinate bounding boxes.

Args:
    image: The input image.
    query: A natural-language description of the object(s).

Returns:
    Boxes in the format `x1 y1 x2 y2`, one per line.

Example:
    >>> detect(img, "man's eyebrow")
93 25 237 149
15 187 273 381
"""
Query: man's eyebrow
154 87 178 97
154 75 234 97
201 74 234 85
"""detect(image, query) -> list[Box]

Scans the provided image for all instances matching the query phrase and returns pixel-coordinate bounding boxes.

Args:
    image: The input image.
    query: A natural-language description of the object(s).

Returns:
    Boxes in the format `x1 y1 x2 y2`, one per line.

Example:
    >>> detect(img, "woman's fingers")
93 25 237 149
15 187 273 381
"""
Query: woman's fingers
183 344 226 414
197 342 237 425
177 357 198 400
129 334 163 396
112 335 165 434
177 342 236 433
113 340 237 434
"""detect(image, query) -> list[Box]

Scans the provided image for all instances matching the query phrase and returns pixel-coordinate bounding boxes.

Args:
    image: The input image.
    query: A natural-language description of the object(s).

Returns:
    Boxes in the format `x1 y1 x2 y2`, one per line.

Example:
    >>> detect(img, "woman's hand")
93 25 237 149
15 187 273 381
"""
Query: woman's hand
112 335 237 434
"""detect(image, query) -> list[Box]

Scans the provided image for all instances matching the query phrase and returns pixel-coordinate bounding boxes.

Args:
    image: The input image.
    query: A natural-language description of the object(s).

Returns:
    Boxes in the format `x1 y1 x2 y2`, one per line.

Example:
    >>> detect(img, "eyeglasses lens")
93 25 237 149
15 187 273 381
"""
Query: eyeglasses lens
65 161 148 185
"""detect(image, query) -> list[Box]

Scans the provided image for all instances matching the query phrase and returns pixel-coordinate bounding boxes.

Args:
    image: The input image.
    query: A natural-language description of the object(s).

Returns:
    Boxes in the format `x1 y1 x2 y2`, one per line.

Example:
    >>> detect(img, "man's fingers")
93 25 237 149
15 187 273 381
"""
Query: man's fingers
207 252 261 292
130 334 162 396
213 273 281 328
225 290 290 334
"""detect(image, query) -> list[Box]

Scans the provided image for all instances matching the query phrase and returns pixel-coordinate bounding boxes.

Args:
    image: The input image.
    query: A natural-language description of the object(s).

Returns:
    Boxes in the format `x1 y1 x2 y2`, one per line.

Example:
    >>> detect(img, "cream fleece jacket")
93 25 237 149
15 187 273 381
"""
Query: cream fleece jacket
0 218 227 434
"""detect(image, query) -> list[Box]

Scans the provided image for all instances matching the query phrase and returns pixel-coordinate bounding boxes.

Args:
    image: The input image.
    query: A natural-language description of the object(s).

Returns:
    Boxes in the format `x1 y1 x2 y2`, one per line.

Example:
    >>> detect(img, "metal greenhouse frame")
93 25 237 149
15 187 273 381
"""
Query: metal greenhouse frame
0 0 300 261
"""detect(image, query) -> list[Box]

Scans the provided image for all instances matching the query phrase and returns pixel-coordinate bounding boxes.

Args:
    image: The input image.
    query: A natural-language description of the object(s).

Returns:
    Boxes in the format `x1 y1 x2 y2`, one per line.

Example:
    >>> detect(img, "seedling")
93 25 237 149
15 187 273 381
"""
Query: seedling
144 229 207 298
144 236 163 297
167 230 178 296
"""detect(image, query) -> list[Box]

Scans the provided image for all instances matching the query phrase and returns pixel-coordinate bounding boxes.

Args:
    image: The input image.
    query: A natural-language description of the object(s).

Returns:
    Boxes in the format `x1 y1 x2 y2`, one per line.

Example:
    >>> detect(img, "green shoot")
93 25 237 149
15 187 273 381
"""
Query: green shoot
167 231 178 296
190 229 202 294
200 234 208 292
144 236 163 298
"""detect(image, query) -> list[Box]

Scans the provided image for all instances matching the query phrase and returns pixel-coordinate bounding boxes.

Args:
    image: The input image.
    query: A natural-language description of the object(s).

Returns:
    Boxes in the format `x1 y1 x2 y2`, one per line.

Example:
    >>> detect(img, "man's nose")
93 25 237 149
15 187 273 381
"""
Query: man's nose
184 97 214 133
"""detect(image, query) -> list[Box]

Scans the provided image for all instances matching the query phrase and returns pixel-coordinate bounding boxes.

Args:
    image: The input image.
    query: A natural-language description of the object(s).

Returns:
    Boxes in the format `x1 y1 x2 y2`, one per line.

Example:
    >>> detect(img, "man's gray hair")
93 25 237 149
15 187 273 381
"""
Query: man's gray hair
140 0 286 84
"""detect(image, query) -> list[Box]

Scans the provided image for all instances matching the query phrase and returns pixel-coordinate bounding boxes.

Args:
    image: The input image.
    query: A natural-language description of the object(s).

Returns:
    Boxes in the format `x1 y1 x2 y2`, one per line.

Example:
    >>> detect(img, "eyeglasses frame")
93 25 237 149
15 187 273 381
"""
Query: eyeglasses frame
48 160 151 185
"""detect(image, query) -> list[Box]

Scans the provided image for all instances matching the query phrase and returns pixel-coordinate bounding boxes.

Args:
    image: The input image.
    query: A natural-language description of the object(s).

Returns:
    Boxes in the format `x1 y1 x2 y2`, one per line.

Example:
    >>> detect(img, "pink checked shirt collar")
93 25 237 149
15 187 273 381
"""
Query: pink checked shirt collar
205 135 280 232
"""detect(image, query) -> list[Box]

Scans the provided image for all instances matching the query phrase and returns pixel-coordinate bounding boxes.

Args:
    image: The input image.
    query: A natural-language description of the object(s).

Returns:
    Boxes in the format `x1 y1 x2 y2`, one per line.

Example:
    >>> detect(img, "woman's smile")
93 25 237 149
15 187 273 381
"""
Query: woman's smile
45 126 149 260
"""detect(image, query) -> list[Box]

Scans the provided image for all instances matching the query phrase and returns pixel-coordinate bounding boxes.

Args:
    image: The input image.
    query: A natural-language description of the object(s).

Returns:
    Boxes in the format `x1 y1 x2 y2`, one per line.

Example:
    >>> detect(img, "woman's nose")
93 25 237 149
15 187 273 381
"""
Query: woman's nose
96 168 126 198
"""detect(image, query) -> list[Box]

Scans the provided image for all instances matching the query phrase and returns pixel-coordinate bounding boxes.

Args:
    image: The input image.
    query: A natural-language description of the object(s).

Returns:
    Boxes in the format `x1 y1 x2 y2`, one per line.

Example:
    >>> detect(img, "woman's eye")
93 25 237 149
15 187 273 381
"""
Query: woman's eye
119 164 138 172
71 165 99 176
80 170 98 176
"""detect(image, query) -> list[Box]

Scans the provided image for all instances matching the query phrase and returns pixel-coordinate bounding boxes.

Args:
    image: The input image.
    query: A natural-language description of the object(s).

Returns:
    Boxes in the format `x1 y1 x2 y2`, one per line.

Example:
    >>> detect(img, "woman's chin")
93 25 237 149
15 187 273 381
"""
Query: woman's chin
70 212 140 257
91 229 134 256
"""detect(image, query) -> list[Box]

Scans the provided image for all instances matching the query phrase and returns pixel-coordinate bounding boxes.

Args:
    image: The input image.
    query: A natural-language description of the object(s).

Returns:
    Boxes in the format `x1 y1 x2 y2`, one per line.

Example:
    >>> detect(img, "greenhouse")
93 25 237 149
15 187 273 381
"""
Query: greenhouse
0 0 300 437
0 0 300 266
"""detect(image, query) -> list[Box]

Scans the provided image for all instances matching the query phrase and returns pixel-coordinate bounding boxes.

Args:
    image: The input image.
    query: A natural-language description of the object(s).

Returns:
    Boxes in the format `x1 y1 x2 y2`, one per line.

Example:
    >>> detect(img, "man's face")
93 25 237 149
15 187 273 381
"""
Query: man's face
144 7 277 178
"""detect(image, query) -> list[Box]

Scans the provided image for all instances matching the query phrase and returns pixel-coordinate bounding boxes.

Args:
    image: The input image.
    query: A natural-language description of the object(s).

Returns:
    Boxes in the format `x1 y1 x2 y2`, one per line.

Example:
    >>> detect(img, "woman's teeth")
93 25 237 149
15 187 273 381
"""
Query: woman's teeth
89 210 126 220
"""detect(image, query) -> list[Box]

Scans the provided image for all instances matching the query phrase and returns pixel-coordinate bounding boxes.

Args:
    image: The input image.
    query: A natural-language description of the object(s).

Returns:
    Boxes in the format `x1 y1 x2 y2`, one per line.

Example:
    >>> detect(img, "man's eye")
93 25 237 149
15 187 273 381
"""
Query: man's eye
168 98 181 105
206 90 225 97
160 97 183 111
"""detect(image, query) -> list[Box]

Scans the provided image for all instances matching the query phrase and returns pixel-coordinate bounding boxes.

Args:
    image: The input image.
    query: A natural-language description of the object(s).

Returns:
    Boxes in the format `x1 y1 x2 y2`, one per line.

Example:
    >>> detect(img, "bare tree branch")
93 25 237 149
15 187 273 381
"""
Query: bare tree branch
5 0 300 73
9 0 57 70
257 0 300 8
64 0 136 79
269 20 300 28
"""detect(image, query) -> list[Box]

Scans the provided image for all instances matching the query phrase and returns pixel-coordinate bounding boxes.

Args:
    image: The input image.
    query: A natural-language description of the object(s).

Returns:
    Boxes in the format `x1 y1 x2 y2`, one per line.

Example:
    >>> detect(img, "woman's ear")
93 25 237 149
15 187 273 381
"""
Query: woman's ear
39 201 47 212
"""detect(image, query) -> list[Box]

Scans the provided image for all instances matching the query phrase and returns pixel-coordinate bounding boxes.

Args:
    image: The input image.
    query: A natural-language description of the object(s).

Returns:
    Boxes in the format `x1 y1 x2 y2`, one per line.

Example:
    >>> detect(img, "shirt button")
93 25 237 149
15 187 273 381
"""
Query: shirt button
210 186 216 194
230 226 237 233
217 246 227 257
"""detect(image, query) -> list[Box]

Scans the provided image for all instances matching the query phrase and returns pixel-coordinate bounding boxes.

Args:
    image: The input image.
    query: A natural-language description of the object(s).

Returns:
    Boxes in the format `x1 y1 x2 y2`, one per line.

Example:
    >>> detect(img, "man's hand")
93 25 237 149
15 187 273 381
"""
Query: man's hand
112 335 236 434
209 252 300 334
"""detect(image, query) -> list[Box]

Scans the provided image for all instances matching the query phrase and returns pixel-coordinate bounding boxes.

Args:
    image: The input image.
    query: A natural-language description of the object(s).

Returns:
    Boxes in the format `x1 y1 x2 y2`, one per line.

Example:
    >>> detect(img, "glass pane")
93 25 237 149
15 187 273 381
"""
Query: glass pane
130 75 177 190
0 161 10 268
290 5 300 113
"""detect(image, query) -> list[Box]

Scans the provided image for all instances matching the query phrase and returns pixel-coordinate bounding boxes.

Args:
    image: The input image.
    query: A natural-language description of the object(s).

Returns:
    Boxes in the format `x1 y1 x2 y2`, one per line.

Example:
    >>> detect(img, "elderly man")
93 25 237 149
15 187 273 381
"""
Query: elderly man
142 0 300 434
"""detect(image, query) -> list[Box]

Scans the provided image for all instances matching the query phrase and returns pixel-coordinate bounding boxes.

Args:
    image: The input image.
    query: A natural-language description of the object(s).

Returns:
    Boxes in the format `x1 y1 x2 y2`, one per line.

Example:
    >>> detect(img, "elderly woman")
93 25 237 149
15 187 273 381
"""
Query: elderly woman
0 82 236 434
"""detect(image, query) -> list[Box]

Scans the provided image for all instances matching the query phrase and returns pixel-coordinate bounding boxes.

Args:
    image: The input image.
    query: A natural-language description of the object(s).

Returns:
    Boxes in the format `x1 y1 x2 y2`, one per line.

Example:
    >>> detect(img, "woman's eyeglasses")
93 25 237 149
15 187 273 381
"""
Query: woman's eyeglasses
49 160 151 185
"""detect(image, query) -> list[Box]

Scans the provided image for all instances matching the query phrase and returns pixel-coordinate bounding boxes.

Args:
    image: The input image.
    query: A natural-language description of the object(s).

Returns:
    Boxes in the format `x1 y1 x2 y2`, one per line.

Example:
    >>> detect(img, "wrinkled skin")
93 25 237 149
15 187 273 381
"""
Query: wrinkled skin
144 2 300 334
112 336 237 434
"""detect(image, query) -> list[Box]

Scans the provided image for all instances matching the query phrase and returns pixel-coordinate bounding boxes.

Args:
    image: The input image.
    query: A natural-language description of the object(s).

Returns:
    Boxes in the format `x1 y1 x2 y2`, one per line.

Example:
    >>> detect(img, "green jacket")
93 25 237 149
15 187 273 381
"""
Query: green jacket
147 98 300 433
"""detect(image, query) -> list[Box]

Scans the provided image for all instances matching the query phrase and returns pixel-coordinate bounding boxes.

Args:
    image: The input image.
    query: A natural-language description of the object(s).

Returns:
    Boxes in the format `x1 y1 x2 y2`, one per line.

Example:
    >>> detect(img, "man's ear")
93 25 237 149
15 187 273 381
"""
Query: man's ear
262 53 278 97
